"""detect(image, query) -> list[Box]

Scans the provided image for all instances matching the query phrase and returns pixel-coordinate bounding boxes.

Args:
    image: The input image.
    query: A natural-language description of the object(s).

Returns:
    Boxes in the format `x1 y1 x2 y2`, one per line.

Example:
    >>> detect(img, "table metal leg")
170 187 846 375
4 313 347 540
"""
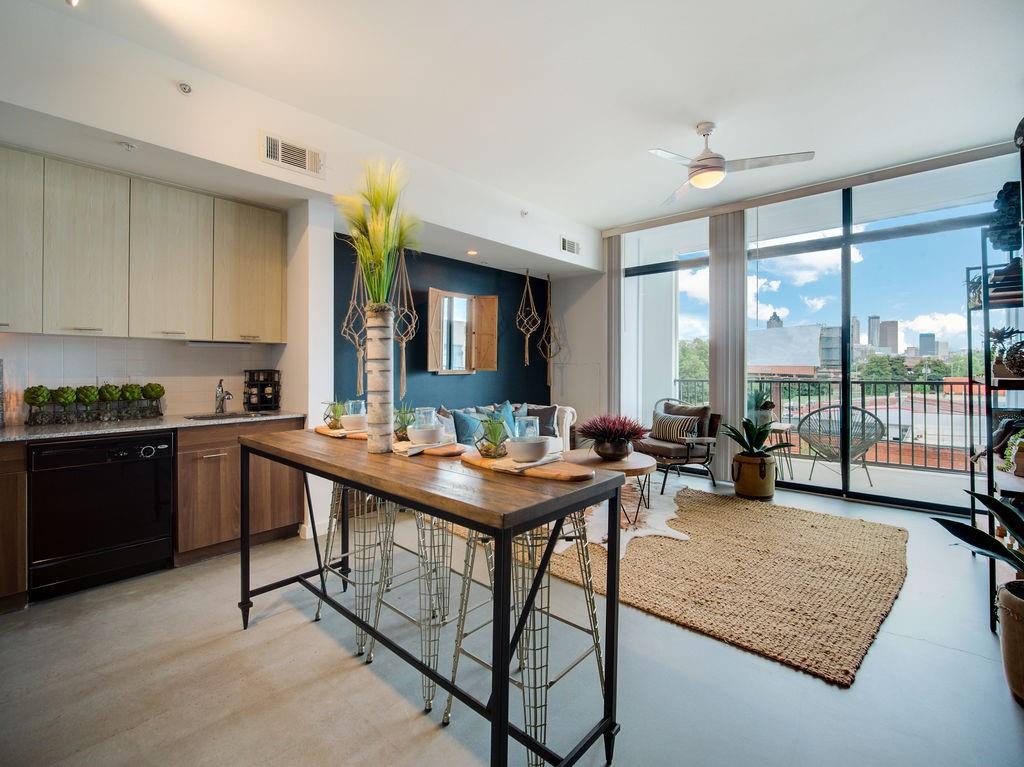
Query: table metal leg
238 445 252 629
304 475 328 607
604 487 622 763
490 529 513 767
340 486 351 590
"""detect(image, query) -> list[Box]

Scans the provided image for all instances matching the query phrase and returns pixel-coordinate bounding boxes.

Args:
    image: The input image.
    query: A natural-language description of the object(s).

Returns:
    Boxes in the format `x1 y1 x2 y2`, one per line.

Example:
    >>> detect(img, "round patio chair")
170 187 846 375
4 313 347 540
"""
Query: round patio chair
796 405 887 487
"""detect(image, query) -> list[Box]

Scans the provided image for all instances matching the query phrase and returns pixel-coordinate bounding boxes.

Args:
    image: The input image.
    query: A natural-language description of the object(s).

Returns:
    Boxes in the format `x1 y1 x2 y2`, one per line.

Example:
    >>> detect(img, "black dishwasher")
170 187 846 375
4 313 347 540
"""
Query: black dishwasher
29 432 174 600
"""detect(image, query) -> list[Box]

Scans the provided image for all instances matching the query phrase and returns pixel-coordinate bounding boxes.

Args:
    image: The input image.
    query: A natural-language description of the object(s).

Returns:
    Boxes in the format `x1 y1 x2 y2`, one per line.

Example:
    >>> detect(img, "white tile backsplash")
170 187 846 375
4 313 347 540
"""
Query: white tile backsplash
0 333 277 426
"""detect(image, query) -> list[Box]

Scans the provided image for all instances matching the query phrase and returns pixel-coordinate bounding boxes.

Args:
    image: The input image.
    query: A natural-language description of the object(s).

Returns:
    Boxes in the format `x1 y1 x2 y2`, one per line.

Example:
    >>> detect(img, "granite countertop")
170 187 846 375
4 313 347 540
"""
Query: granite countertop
0 411 307 444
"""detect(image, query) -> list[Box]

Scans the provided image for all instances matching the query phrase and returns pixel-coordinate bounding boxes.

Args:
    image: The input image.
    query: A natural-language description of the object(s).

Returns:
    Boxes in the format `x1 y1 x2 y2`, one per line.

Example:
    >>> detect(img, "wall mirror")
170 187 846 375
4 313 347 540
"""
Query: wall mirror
427 288 498 374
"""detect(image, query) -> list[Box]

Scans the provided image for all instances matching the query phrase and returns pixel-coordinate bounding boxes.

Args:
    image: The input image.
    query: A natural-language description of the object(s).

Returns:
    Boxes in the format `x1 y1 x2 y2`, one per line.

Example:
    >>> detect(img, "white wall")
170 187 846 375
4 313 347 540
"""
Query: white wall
0 333 275 426
0 1 600 273
272 200 335 536
552 273 608 423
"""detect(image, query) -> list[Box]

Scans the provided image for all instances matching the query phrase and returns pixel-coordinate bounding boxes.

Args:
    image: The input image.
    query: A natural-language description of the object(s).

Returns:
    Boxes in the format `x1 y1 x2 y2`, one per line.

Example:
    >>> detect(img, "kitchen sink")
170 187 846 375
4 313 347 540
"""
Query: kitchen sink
184 412 276 421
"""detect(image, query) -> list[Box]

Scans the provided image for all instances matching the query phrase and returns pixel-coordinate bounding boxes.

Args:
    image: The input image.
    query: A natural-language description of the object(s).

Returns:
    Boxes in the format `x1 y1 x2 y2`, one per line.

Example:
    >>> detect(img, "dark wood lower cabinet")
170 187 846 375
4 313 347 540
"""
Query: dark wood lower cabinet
0 470 28 599
175 418 305 556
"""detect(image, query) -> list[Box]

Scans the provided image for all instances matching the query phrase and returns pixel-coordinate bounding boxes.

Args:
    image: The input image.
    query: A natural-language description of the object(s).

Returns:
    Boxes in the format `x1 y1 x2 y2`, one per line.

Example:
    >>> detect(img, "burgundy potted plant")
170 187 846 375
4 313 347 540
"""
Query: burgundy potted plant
577 414 649 461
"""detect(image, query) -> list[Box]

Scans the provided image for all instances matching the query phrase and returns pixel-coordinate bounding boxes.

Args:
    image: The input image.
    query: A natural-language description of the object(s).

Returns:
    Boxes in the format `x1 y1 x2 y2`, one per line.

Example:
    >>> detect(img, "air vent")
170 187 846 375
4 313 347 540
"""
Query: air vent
561 237 581 256
260 132 325 179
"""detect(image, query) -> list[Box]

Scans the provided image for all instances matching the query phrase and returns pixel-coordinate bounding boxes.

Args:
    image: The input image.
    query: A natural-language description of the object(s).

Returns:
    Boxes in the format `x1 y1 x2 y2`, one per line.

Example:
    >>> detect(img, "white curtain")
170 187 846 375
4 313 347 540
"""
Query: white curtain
709 211 746 479
605 235 622 414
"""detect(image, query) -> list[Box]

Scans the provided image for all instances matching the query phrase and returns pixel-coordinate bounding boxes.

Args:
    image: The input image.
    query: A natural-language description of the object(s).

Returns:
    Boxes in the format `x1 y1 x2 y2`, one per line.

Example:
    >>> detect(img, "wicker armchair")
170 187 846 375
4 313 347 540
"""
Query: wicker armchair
797 405 887 486
634 398 720 493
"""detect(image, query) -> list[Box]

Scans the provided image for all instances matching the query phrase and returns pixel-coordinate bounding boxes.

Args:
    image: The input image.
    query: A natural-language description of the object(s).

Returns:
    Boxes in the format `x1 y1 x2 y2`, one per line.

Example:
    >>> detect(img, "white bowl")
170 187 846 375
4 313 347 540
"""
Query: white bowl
340 414 367 431
507 438 548 463
408 425 444 444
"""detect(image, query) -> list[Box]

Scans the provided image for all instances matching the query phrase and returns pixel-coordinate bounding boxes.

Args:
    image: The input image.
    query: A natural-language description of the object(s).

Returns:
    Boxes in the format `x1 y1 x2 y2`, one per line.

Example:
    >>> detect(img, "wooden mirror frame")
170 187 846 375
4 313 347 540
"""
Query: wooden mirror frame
427 287 498 374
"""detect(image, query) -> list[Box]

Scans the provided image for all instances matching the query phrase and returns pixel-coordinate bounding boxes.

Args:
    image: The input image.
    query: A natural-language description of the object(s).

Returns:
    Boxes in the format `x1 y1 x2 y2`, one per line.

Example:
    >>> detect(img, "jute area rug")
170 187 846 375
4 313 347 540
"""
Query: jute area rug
547 487 909 687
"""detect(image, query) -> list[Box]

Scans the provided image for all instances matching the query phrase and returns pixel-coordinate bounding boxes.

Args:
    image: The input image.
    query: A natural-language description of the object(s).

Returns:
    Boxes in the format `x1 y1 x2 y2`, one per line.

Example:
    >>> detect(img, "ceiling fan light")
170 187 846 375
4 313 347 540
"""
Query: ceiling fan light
689 168 725 189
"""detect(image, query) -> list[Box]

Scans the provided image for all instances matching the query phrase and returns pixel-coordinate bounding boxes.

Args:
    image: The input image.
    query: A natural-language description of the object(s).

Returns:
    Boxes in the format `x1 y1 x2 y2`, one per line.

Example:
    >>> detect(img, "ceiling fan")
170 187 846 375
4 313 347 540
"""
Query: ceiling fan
650 122 814 204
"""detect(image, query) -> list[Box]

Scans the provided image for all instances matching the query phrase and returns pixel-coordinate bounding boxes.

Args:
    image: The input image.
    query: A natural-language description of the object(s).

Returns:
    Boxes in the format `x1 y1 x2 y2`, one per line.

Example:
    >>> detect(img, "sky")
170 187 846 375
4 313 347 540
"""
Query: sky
672 199 1008 354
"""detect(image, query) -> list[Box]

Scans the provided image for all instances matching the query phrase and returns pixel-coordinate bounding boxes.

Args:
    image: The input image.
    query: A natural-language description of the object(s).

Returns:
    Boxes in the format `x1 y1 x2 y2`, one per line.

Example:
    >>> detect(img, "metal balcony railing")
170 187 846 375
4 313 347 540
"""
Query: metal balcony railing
673 377 986 473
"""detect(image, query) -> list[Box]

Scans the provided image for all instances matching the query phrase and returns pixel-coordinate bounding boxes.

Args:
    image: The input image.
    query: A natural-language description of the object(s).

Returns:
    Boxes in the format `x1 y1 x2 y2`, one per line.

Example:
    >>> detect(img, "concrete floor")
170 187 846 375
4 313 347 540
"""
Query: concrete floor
1 473 1023 767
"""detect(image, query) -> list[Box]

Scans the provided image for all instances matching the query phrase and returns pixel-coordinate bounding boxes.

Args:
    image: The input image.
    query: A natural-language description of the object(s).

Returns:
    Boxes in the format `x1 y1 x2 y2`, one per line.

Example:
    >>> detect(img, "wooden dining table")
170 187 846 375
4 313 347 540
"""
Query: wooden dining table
237 429 624 767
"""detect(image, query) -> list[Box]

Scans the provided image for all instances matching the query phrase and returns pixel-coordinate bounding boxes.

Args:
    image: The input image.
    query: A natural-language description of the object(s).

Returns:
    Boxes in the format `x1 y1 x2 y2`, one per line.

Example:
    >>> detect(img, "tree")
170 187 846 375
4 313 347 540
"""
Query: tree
677 338 710 381
948 351 984 378
911 358 951 381
858 354 909 381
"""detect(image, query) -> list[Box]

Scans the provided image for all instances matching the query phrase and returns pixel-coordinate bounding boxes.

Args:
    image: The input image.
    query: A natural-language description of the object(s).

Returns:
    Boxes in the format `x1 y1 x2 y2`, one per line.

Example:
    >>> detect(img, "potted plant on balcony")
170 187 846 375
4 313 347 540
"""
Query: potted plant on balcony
721 417 793 500
335 160 419 454
989 327 1021 379
749 388 776 427
934 492 1024 705
577 414 649 461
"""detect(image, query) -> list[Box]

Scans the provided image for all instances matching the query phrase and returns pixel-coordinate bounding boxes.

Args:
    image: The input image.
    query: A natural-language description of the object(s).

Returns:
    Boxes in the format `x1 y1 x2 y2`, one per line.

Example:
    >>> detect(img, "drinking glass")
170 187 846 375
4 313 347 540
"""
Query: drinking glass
414 407 438 428
345 400 366 415
515 415 540 440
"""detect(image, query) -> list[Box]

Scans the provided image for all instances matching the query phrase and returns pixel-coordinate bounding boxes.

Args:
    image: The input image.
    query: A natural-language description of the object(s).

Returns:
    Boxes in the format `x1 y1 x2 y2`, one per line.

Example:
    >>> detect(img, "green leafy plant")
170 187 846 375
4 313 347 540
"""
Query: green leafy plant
933 492 1024 572
23 385 51 408
53 386 76 409
335 160 420 306
989 326 1022 361
721 418 794 457
477 413 508 446
1002 429 1024 471
142 382 165 400
122 384 143 402
394 402 415 441
98 384 122 403
76 385 99 406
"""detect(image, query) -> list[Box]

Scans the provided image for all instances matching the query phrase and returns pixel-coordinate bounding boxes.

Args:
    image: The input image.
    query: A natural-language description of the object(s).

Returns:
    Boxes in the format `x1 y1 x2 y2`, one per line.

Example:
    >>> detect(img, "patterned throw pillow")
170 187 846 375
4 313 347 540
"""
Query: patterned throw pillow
650 412 700 443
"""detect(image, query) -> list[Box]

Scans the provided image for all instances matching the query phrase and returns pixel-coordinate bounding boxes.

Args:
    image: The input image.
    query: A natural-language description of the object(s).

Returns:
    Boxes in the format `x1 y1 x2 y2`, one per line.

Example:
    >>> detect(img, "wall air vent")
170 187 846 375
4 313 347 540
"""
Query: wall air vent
260 132 325 179
561 237 581 256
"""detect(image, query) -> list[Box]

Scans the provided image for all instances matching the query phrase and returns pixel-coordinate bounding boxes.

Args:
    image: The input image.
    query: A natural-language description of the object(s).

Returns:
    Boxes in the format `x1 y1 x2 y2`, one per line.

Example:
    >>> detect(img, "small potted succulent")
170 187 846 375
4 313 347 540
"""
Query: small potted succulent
322 401 345 430
475 412 510 459
76 385 100 421
98 383 122 421
721 418 793 500
53 386 77 424
577 414 649 461
935 492 1024 704
393 402 415 442
24 385 52 426
121 383 144 419
141 382 165 418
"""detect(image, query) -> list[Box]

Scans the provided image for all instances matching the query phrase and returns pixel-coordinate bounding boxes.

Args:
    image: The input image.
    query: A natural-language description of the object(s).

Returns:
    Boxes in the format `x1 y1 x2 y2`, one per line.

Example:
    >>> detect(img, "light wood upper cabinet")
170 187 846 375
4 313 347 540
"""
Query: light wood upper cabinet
0 148 43 334
130 179 214 340
43 159 130 337
213 199 285 343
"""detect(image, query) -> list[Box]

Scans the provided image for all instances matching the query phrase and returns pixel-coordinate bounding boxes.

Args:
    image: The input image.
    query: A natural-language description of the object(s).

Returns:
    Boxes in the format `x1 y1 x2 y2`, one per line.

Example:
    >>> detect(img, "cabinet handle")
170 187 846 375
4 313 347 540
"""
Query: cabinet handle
0 322 10 327
160 330 186 336
201 452 228 459
240 334 261 341
70 326 103 332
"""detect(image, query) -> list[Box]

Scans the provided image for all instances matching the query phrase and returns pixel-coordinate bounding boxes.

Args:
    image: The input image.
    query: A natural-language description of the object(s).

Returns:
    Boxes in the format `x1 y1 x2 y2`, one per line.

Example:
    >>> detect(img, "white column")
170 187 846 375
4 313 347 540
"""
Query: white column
273 199 335 537
709 211 747 480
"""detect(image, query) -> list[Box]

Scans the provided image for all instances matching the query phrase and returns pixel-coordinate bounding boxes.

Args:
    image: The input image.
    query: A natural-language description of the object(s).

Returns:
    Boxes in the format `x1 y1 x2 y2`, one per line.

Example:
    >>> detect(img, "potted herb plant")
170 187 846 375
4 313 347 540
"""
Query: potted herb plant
53 386 77 425
322 401 345 430
475 412 510 459
141 382 165 418
98 383 122 422
934 492 1024 705
721 418 793 499
336 160 419 454
394 402 415 442
23 385 52 426
989 327 1021 379
76 385 100 421
577 414 649 461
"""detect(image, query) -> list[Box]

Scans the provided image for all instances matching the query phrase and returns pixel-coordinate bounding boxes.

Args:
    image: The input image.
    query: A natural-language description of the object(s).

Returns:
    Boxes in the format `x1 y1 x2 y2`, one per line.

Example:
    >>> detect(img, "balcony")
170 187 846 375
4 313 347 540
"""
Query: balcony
674 377 989 509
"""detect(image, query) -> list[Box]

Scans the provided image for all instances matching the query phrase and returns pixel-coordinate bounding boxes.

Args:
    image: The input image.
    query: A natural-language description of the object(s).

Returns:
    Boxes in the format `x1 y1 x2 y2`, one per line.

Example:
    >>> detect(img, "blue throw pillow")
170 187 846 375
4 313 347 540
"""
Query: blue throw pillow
453 410 485 445
498 401 517 437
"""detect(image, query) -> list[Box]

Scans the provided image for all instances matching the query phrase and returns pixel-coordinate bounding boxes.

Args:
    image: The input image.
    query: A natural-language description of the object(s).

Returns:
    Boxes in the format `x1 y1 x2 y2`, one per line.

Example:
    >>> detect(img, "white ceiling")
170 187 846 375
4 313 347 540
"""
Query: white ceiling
31 0 1024 230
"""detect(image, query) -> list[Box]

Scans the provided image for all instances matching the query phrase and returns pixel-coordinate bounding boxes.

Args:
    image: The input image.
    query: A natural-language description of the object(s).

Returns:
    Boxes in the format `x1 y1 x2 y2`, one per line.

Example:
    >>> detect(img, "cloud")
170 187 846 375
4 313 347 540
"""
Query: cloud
747 274 789 322
754 226 863 286
677 313 709 340
895 312 968 353
677 266 709 303
801 295 832 312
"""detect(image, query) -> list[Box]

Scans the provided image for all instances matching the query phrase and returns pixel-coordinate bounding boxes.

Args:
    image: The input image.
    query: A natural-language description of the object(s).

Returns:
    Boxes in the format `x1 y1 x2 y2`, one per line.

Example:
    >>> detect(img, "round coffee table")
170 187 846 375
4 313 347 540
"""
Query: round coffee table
563 448 657 526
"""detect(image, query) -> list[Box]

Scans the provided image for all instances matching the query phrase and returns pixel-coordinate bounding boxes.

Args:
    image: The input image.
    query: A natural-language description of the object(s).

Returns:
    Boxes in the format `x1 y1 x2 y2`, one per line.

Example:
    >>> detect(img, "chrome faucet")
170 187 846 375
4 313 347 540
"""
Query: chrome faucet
214 379 233 414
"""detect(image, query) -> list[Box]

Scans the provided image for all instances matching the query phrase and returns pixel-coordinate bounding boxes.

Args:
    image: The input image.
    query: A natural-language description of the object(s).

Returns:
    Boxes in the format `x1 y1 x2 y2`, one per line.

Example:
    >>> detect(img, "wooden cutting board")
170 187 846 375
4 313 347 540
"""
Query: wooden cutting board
461 449 595 481
314 426 367 440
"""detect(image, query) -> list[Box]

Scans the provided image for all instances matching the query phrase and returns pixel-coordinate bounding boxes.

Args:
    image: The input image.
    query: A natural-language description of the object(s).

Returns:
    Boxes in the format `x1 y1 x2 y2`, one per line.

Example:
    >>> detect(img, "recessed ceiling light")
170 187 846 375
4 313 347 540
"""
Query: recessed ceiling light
466 250 478 256
66 0 80 7
177 81 193 95
118 141 137 152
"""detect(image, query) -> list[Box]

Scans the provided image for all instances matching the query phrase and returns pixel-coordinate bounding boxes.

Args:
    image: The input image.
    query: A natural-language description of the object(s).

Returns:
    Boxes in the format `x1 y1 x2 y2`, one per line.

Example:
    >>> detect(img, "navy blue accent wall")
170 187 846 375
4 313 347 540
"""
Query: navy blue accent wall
334 238 550 409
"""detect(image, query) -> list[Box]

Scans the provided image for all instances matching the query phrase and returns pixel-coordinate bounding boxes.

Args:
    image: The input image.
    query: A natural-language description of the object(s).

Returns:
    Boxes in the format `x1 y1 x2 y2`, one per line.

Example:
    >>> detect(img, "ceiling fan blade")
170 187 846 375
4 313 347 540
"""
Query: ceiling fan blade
662 180 690 206
725 151 815 172
649 148 692 164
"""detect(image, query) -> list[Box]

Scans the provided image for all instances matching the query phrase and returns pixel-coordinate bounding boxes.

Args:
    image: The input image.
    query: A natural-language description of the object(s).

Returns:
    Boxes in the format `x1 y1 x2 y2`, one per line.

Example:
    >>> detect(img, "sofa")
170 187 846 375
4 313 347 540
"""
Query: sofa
439 402 577 453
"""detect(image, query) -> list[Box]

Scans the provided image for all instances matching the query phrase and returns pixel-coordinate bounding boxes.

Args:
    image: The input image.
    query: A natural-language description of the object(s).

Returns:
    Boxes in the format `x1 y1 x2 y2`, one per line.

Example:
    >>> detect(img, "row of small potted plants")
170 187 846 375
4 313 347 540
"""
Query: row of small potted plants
24 382 165 425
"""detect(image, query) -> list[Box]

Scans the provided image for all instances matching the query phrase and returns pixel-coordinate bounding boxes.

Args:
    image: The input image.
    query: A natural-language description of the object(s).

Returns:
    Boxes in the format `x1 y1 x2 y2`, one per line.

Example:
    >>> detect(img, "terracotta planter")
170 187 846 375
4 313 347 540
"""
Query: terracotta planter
365 306 394 454
731 453 776 500
594 440 632 461
998 580 1024 706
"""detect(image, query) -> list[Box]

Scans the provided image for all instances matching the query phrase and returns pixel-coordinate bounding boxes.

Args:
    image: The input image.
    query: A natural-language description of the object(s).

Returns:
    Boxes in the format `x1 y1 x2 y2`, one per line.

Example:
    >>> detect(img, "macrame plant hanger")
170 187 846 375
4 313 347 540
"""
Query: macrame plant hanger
390 249 419 400
340 261 368 396
536 274 562 387
515 269 541 365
